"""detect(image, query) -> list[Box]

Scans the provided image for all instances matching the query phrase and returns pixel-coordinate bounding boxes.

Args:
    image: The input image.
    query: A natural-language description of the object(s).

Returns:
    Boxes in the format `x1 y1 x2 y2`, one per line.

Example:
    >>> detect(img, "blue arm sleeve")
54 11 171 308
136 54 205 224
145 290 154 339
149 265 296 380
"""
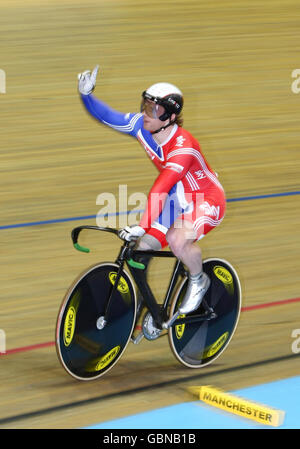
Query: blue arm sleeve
81 94 142 137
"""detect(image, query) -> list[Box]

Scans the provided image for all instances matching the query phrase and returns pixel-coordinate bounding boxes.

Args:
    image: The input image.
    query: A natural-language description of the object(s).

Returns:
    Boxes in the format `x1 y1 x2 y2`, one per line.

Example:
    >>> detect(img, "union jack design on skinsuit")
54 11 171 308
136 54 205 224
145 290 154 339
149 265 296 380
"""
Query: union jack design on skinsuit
81 94 226 244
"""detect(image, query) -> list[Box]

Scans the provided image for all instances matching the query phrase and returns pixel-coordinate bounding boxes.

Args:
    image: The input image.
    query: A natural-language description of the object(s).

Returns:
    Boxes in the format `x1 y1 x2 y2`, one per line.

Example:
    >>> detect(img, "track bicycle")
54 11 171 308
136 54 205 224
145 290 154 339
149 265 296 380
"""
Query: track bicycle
56 226 242 381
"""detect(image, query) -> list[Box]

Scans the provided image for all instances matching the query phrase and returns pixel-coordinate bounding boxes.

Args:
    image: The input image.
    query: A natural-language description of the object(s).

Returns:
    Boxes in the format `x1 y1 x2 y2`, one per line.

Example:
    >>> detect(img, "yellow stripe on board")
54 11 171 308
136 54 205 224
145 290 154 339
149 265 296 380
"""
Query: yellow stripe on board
188 386 285 427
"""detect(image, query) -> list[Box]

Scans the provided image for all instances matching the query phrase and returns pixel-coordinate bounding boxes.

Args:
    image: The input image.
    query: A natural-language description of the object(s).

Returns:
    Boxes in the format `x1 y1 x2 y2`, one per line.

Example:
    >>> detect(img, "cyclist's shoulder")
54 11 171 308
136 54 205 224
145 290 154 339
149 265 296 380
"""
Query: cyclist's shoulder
169 126 200 150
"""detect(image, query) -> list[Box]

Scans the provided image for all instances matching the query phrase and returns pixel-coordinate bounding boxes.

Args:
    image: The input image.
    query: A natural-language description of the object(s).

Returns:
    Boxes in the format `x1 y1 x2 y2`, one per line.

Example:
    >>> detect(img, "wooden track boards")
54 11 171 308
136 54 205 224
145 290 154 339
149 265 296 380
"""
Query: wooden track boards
0 0 299 428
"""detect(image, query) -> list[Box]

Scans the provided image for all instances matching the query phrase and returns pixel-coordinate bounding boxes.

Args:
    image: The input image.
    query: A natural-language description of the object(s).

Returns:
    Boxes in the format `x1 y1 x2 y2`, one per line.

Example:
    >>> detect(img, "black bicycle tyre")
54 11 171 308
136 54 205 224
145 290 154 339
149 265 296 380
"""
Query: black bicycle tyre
56 262 136 381
168 258 242 369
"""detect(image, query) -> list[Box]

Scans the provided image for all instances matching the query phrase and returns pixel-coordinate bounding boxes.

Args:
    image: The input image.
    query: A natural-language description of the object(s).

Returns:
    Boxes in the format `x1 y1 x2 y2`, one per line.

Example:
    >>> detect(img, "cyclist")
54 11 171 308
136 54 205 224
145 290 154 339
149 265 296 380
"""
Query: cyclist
78 65 226 318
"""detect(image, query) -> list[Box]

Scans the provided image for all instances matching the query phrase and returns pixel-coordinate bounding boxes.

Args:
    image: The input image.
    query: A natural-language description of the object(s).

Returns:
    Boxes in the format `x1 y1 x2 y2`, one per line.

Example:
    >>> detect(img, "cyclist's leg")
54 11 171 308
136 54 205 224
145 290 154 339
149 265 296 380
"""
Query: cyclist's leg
166 190 226 314
166 221 209 314
137 181 183 253
166 220 202 275
134 232 163 288
133 214 169 283
136 232 163 251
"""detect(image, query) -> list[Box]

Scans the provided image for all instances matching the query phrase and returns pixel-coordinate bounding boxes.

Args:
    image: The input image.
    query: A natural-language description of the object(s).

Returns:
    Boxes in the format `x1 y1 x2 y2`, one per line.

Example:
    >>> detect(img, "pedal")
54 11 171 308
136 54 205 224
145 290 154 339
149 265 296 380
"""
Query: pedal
162 310 180 329
142 312 162 340
130 323 145 344
131 331 144 345
207 309 217 320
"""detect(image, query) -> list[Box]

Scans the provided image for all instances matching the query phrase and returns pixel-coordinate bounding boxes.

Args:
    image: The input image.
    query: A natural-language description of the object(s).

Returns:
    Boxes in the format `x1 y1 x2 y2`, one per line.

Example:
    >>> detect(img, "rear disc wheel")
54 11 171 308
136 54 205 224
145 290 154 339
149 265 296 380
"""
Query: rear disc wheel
168 258 242 368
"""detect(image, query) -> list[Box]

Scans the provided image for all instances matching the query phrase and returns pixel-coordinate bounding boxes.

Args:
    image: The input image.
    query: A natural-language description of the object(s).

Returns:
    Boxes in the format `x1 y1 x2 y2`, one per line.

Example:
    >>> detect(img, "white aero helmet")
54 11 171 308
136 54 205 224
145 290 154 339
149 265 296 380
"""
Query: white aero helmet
141 82 184 122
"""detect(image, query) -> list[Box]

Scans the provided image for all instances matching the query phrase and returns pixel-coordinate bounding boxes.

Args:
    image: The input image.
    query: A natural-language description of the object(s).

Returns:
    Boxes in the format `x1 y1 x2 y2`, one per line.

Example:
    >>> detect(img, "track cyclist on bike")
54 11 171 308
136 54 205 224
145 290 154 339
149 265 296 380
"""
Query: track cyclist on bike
78 65 226 318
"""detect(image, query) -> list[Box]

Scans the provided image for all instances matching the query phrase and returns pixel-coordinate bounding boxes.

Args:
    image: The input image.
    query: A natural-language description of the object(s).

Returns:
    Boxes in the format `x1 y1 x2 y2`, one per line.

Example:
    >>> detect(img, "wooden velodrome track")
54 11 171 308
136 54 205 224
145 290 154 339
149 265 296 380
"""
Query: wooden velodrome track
0 0 299 429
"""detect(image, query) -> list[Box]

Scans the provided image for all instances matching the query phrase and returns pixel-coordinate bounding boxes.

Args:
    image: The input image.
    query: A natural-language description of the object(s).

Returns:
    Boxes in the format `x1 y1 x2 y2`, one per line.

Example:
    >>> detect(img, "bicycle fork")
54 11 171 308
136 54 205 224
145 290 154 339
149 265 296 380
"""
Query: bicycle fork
96 258 128 330
96 245 128 330
95 243 141 330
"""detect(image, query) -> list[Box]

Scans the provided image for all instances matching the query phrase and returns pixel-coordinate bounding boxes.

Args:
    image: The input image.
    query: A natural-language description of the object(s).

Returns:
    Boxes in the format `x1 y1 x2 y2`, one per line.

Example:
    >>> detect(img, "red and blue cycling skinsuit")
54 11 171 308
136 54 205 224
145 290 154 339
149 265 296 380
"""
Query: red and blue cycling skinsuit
81 94 226 248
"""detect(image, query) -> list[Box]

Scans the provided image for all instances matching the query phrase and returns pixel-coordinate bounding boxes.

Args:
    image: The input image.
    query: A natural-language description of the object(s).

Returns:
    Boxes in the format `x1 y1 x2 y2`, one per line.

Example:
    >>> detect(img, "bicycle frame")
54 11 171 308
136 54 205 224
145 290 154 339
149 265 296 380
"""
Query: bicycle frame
126 250 185 328
71 225 216 329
